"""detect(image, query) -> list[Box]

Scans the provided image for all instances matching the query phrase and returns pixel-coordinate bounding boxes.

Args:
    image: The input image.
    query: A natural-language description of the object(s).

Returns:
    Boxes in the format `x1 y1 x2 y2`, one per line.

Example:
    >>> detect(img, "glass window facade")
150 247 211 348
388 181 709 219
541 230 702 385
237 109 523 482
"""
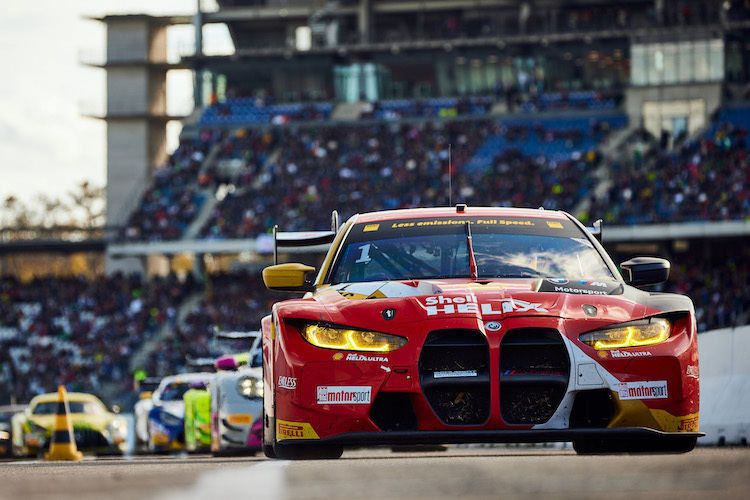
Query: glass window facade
631 39 724 86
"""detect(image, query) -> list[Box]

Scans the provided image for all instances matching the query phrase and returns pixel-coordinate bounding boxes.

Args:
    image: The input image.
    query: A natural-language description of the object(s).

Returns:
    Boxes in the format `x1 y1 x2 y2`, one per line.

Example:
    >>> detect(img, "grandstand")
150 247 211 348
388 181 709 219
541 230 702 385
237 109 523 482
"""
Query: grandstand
2 0 750 407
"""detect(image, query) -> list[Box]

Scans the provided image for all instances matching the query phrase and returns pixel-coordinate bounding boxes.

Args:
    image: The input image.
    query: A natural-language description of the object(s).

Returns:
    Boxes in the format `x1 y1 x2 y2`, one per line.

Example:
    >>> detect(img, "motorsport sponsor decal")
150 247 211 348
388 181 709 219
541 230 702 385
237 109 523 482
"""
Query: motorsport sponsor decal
276 419 320 440
618 380 668 400
382 308 396 320
363 224 380 232
332 353 390 363
540 279 616 296
547 280 607 287
423 296 548 316
278 376 297 390
546 221 564 229
678 414 699 432
548 279 608 295
687 365 699 379
608 350 653 358
553 286 607 295
485 321 502 331
409 219 535 227
434 370 477 379
227 414 254 425
578 281 608 287
317 386 372 404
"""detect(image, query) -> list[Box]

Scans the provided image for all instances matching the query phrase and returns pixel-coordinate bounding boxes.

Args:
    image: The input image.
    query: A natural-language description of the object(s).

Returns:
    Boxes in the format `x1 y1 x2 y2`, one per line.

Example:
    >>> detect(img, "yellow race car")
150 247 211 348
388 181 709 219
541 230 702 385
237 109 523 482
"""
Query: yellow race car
11 391 128 456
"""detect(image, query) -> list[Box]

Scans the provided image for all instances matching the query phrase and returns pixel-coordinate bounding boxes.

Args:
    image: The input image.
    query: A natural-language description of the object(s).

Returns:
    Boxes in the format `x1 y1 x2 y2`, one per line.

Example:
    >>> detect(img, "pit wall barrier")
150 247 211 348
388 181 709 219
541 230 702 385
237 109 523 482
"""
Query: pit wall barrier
698 326 750 445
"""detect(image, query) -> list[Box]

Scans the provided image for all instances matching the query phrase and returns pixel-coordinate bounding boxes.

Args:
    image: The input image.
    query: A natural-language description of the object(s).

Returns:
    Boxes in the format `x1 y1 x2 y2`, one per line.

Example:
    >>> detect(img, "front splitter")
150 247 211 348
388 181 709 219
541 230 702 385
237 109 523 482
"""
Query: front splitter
276 427 704 448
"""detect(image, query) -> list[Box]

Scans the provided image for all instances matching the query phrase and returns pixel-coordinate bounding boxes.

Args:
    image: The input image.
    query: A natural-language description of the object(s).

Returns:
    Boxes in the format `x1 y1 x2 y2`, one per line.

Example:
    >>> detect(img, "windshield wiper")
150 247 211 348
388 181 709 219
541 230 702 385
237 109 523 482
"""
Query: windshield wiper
465 222 478 280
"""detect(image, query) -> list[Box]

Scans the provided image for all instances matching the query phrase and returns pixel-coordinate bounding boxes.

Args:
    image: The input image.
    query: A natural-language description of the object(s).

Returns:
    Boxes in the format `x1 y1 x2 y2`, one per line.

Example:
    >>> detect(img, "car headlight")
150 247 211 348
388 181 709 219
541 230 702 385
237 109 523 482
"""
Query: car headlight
301 323 407 352
579 317 671 350
237 377 263 399
159 411 182 428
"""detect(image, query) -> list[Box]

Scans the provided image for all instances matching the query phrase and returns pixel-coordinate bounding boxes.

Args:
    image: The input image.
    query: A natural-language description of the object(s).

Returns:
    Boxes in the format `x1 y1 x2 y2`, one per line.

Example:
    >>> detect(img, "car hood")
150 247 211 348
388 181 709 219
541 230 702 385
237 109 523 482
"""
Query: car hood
27 414 117 432
301 278 669 330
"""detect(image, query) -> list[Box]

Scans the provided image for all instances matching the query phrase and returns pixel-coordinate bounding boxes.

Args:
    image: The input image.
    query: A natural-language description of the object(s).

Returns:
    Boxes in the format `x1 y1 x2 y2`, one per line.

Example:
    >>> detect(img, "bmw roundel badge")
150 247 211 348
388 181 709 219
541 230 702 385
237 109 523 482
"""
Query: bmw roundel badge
485 321 502 332
382 308 396 320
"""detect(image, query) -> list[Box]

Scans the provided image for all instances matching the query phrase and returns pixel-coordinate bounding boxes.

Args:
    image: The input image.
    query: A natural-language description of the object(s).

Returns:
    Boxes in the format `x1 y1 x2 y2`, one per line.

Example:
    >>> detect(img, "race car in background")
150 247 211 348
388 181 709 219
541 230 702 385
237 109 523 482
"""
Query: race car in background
261 206 702 459
11 392 127 456
146 372 214 453
210 331 264 456
0 404 26 456
133 377 161 453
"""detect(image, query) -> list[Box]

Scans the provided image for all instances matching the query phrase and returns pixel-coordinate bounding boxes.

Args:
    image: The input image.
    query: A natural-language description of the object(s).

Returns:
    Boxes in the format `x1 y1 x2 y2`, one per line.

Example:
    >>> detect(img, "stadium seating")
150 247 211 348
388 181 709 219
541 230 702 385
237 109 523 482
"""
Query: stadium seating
0 273 199 404
198 97 333 125
586 108 750 225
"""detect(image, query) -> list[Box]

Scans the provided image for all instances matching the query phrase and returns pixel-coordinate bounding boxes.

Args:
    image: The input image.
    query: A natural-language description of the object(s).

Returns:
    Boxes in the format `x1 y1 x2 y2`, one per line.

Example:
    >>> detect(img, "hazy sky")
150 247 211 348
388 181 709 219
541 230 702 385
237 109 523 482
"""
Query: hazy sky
0 0 226 207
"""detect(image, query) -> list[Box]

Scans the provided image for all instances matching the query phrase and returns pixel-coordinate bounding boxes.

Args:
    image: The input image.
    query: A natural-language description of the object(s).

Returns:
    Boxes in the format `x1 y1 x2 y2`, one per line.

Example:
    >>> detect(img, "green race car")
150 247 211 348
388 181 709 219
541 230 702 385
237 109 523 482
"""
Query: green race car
184 384 212 452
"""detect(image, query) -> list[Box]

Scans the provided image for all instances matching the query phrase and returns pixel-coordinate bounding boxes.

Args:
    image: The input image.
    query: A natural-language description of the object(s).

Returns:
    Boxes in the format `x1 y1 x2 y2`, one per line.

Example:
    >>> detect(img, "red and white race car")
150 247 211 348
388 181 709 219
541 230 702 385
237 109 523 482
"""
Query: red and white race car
261 206 701 459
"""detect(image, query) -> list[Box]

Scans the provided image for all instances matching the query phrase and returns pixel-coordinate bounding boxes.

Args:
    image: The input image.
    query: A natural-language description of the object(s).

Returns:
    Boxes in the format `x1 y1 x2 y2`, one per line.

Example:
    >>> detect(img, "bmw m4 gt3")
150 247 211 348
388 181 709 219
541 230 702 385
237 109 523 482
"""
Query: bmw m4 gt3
261 206 701 459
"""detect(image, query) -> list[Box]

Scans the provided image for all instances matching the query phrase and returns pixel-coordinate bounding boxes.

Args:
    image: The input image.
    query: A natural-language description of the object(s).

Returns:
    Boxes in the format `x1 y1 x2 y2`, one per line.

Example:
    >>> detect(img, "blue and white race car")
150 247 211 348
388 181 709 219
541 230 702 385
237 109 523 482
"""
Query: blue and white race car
146 372 214 452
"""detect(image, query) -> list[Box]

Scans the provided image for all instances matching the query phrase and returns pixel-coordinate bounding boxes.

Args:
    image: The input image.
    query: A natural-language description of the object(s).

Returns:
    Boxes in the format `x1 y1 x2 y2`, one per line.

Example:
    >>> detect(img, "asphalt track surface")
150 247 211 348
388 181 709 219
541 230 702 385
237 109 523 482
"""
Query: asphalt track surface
1 446 748 500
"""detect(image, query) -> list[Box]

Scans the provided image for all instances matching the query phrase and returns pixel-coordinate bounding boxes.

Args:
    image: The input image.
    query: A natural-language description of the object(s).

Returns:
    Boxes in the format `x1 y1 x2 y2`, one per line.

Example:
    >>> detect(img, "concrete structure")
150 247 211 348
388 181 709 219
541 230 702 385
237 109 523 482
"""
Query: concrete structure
85 15 192 229
83 14 192 273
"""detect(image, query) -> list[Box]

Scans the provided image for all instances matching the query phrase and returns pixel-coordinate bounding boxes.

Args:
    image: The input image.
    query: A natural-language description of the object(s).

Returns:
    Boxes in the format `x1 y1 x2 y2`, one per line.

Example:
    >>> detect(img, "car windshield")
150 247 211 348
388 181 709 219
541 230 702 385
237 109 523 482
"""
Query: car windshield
329 216 615 283
160 382 193 401
32 401 104 415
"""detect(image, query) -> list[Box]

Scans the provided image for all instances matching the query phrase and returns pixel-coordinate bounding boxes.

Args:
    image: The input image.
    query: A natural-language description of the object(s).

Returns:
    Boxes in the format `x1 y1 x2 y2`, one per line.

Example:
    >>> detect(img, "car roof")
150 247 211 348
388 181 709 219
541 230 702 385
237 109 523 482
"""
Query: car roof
159 372 214 386
30 392 103 405
351 206 568 224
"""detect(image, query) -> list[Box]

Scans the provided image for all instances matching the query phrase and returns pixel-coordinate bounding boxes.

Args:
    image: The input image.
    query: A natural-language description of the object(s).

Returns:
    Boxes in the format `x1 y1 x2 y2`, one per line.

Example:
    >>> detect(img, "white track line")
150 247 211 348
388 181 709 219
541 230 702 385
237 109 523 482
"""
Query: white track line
158 460 289 500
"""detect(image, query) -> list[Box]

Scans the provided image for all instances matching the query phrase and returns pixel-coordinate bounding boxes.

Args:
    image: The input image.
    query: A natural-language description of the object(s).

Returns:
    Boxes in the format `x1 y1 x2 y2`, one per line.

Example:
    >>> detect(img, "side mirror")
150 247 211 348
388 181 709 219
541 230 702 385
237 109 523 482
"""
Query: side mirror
620 257 670 286
263 263 316 292
587 219 603 243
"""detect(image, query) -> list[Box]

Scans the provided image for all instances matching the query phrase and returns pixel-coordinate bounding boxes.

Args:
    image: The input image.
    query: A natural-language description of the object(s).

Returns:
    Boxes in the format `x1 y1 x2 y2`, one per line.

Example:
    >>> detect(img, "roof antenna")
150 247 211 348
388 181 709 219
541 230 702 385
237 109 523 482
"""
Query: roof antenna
448 143 452 207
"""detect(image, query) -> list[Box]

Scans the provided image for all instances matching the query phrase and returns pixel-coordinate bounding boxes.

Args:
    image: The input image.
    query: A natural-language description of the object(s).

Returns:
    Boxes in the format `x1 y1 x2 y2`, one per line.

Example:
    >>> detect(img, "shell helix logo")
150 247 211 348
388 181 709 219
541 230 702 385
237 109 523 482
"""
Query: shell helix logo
423 296 548 316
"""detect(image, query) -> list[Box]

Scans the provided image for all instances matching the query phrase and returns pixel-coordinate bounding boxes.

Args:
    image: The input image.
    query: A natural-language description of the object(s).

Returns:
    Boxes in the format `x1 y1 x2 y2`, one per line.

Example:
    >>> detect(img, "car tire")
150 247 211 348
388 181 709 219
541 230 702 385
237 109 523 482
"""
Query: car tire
274 442 344 460
262 407 277 459
573 436 697 454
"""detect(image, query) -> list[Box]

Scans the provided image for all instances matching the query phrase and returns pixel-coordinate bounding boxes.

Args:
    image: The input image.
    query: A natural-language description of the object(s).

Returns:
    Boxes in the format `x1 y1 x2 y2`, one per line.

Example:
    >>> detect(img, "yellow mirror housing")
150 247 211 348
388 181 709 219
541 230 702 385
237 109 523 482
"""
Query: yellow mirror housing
263 263 316 291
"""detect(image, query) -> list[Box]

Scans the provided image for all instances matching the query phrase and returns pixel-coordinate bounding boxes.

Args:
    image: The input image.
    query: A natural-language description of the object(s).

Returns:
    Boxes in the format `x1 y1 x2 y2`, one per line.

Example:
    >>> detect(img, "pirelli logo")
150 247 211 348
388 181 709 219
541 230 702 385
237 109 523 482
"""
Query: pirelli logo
276 419 319 440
